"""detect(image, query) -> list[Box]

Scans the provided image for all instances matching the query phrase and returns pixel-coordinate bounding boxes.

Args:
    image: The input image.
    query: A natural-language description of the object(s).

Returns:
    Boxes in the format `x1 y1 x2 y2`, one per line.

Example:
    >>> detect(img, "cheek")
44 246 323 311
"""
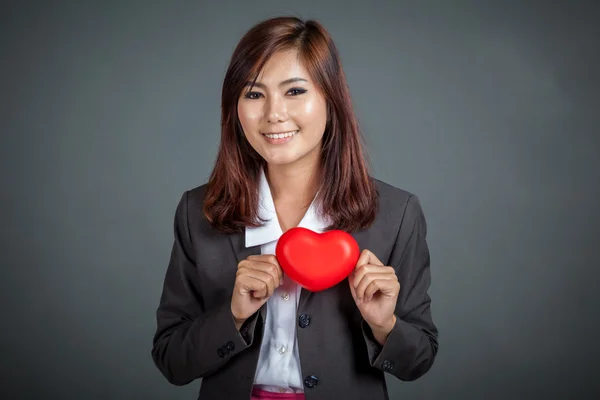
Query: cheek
293 97 327 131
237 102 262 131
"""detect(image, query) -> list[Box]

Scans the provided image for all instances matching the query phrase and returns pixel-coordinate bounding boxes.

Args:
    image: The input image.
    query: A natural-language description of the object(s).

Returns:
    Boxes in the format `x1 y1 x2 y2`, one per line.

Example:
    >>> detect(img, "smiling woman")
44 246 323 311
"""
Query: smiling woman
152 16 438 400
204 17 378 235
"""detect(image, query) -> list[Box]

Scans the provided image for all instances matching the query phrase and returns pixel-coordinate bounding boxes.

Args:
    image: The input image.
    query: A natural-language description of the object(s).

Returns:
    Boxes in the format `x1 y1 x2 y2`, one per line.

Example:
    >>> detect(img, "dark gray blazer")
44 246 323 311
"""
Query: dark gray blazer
151 179 439 399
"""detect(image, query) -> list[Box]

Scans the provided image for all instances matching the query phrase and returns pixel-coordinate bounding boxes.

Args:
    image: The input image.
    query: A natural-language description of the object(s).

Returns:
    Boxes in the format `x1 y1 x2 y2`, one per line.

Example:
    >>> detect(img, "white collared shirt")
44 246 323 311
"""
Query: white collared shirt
245 169 329 394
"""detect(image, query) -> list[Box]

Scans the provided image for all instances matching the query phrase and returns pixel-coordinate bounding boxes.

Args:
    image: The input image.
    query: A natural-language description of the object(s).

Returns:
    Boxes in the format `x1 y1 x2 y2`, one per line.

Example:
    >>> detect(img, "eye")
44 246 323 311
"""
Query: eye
287 88 307 96
244 91 263 99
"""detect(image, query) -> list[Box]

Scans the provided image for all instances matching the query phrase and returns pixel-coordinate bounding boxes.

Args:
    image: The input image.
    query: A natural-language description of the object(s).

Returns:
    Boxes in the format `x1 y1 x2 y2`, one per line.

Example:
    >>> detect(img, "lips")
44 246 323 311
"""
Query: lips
262 130 299 139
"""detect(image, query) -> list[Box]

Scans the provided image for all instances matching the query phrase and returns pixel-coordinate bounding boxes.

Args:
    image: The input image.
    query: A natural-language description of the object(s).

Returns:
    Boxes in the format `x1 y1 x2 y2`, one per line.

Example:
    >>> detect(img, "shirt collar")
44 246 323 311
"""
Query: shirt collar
245 168 330 248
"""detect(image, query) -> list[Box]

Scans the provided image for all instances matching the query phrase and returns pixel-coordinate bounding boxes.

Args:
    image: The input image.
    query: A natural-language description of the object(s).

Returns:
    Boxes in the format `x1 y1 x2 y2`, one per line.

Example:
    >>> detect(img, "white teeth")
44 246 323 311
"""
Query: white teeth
264 130 298 139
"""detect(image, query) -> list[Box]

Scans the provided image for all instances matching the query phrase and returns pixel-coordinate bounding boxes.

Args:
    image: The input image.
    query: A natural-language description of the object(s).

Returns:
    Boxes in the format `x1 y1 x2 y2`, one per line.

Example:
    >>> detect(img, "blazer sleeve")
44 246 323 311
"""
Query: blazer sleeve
361 193 439 381
151 191 260 386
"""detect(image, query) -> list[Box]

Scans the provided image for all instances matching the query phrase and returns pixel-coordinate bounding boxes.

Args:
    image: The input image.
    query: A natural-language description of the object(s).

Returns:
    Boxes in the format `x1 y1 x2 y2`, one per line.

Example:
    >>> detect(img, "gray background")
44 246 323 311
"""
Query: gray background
1 0 599 399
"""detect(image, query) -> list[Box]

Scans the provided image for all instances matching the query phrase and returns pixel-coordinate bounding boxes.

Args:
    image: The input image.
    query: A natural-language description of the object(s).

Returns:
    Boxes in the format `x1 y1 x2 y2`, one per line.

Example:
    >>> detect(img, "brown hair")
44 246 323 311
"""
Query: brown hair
203 16 378 234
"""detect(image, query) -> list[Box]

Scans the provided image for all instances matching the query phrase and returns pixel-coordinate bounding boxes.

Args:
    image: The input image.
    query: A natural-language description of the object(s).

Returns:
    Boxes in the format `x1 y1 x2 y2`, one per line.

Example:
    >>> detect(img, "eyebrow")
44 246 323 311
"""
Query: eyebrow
244 77 308 89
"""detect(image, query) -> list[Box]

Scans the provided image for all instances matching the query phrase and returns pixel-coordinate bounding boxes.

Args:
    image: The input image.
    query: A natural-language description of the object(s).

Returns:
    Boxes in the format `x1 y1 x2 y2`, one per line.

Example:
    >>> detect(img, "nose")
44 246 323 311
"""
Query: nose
266 95 288 123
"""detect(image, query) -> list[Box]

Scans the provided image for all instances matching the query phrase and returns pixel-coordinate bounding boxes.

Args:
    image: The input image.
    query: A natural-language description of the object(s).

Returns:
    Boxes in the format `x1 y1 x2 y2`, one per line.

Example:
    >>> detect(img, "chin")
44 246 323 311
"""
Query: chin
264 145 323 167
262 153 302 166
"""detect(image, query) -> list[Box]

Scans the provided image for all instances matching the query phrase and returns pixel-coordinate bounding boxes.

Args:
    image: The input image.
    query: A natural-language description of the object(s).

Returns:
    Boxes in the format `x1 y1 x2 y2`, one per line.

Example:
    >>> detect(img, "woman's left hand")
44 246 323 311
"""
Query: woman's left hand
349 249 400 344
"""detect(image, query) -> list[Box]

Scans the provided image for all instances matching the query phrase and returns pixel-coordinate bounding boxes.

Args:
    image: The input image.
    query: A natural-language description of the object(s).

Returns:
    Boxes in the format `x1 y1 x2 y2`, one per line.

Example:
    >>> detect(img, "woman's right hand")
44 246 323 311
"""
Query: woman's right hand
230 254 283 330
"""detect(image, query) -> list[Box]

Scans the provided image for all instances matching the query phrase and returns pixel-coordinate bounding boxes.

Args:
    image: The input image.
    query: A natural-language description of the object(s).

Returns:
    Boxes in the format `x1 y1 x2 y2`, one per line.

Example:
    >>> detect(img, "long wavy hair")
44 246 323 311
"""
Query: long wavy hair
203 16 378 234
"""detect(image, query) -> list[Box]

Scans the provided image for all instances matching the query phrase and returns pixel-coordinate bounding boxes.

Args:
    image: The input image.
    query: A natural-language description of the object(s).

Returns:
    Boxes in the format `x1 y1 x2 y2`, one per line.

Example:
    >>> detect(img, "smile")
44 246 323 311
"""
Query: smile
262 130 299 139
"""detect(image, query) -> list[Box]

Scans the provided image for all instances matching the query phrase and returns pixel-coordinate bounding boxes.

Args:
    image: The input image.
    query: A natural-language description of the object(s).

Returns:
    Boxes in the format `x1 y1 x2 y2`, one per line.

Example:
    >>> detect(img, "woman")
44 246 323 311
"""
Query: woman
152 16 438 400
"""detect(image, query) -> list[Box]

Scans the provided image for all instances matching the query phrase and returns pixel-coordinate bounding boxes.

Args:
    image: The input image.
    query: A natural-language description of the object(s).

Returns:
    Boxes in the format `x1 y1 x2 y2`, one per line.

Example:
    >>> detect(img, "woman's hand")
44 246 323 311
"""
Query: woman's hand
230 254 283 330
349 249 400 345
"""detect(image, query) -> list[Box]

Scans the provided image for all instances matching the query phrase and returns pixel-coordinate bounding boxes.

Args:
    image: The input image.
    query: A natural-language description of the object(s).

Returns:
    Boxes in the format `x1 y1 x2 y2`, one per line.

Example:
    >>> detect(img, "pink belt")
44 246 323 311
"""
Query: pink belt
251 387 306 399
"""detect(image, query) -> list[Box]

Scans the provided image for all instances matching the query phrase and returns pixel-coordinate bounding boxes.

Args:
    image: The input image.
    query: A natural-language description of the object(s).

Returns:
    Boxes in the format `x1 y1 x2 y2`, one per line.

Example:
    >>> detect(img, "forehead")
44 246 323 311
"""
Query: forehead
255 49 309 83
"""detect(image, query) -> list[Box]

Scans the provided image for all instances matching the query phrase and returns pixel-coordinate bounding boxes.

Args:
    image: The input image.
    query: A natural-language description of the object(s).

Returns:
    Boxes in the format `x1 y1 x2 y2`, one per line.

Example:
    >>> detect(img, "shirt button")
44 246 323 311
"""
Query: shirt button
281 292 290 300
278 345 287 355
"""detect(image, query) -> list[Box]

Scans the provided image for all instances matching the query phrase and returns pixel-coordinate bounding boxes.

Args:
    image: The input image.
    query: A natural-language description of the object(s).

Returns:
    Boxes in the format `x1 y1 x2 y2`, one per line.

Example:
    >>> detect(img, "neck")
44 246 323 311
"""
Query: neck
265 159 321 205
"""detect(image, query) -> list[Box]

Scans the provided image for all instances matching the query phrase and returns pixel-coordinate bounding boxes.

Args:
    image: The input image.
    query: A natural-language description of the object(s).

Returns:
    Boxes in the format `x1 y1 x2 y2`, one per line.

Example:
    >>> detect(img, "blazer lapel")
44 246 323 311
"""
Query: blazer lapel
228 230 261 263
299 287 313 309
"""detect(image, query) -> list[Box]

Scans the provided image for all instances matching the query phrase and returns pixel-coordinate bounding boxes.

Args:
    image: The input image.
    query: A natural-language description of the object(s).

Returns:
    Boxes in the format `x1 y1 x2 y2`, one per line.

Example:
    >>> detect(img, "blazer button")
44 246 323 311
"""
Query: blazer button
217 348 225 358
226 341 235 351
298 314 311 328
382 360 394 372
303 375 318 388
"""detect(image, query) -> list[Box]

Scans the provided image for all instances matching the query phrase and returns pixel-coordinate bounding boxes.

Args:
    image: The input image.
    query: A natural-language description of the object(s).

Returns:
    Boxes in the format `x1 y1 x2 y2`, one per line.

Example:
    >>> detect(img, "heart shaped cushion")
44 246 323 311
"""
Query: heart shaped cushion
275 227 360 292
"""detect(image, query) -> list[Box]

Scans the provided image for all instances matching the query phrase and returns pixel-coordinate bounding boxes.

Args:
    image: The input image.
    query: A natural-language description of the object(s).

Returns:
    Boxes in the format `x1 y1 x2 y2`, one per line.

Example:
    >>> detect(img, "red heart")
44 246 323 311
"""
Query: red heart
275 227 360 292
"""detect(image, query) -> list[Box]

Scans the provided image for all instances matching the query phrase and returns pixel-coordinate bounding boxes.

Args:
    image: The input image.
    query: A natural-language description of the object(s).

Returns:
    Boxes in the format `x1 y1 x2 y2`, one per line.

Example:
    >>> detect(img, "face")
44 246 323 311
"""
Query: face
237 49 328 167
